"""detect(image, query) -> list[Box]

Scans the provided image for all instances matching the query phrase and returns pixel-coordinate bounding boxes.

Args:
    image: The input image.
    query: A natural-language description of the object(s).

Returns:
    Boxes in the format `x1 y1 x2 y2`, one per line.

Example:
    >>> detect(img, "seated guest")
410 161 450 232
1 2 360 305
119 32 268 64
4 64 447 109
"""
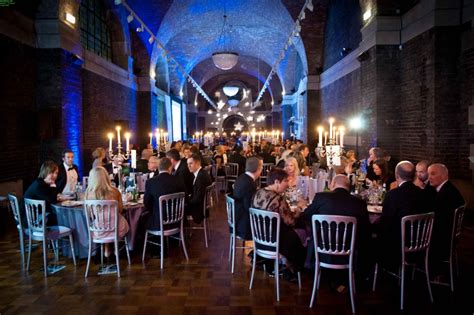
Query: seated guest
292 150 309 176
228 146 247 175
144 157 186 230
233 157 262 240
284 157 300 188
378 161 430 269
276 149 292 168
56 149 79 194
84 166 129 257
186 154 213 224
92 147 107 168
182 145 192 159
414 160 430 189
296 145 312 174
252 168 306 278
428 163 465 272
24 160 60 226
147 156 160 178
362 147 383 181
370 158 395 190
259 144 276 164
213 145 226 177
167 149 193 196
304 175 371 277
136 149 153 173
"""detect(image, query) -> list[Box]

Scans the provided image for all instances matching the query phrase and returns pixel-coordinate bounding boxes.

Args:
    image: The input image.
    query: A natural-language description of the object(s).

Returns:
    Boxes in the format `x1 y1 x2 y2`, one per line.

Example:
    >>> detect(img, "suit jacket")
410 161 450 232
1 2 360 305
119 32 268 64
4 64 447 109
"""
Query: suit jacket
24 178 58 225
431 181 465 260
144 172 186 230
305 188 371 253
56 163 79 193
232 173 257 240
187 168 213 223
228 153 247 175
378 181 431 265
174 158 193 197
260 152 276 164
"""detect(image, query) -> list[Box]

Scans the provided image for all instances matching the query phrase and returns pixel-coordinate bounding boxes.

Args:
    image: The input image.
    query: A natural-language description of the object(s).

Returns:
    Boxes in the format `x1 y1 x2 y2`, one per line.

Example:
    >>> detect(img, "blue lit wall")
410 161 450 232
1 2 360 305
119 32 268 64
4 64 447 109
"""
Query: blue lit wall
61 51 83 177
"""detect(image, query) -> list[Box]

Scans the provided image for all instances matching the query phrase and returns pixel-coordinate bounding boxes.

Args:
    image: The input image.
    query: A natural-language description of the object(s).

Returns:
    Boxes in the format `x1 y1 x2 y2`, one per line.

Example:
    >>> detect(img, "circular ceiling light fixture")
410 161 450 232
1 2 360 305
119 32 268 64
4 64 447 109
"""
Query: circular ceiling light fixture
212 14 238 71
223 85 239 97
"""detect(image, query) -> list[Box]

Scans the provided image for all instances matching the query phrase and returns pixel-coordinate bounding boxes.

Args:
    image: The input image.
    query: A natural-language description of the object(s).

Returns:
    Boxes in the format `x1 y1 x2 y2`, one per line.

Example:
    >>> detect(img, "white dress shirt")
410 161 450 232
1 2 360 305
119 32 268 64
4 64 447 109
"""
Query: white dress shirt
62 162 78 194
193 167 202 185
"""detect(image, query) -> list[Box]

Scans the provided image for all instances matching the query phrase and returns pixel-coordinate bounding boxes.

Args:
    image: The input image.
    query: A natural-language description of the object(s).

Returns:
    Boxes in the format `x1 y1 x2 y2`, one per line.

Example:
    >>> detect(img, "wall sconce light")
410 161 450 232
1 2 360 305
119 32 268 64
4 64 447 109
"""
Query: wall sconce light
65 12 76 24
363 9 372 21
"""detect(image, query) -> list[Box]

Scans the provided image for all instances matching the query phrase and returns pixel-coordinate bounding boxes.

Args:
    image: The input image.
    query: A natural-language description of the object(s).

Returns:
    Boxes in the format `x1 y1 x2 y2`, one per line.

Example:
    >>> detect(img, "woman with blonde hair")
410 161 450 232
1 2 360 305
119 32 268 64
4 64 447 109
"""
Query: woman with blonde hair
84 166 129 257
92 147 107 168
284 157 300 188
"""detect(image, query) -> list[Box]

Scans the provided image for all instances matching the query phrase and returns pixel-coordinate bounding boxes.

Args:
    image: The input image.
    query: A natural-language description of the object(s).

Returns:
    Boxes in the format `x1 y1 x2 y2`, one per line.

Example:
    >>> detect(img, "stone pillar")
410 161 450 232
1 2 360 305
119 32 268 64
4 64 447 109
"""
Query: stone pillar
281 104 293 141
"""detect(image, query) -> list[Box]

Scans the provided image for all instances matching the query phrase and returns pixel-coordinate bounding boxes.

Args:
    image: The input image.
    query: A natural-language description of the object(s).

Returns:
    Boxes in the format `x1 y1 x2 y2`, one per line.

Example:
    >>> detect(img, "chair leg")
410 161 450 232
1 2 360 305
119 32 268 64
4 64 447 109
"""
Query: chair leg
115 240 121 278
228 234 232 262
180 229 189 261
69 235 77 266
85 238 92 278
231 235 236 274
124 237 131 265
400 263 405 310
309 264 318 307
43 239 48 277
372 263 378 291
142 231 148 262
51 240 59 262
349 266 356 314
424 253 433 303
19 232 25 270
160 234 164 270
297 271 302 289
203 219 208 248
249 250 257 290
449 255 454 292
27 236 32 271
274 259 280 302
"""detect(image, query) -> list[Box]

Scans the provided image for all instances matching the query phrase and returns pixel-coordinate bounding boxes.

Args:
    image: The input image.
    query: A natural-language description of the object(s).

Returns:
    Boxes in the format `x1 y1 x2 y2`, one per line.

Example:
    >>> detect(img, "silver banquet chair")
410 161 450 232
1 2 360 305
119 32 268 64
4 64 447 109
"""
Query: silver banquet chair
24 198 77 277
309 215 357 313
225 163 239 192
187 183 214 248
8 193 28 269
83 200 131 278
372 212 435 310
248 207 301 302
142 192 189 269
225 195 252 273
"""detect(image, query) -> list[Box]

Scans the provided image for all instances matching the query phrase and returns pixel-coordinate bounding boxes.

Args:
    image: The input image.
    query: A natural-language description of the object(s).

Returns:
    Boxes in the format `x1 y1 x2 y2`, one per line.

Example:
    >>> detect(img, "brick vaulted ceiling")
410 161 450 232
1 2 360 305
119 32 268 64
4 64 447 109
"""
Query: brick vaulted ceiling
127 0 325 109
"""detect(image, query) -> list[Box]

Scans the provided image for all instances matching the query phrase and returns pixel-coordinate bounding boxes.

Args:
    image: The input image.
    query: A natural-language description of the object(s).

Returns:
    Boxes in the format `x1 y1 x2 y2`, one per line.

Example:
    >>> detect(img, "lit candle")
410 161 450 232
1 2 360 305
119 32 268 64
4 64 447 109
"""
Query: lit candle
324 131 328 145
108 132 113 152
125 132 131 152
328 117 334 140
149 132 152 145
339 126 345 147
335 131 339 144
116 126 121 146
317 126 324 147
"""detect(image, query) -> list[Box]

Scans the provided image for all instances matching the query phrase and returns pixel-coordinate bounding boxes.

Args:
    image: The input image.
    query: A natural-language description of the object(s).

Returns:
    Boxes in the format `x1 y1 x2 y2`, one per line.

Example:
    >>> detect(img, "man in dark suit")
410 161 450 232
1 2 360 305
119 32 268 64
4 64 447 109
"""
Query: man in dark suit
228 146 247 176
136 149 153 173
427 163 465 273
305 174 372 278
186 153 212 224
232 157 262 240
147 156 160 179
259 144 276 164
144 157 186 230
56 149 79 194
167 149 193 196
378 161 431 269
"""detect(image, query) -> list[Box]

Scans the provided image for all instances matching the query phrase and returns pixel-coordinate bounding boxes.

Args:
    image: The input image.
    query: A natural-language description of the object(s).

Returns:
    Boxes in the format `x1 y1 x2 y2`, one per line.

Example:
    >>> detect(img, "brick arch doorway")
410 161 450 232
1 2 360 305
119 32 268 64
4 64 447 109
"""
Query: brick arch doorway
222 114 249 135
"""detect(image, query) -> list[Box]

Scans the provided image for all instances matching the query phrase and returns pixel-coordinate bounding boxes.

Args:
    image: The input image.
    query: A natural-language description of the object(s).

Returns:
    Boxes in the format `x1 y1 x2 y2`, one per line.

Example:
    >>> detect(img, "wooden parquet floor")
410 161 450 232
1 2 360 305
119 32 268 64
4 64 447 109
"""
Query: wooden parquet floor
0 197 473 315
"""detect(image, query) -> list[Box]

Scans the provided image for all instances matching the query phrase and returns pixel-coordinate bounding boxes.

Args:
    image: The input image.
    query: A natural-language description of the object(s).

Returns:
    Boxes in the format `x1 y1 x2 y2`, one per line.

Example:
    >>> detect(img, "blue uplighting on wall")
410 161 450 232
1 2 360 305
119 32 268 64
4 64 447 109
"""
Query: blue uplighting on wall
61 51 83 178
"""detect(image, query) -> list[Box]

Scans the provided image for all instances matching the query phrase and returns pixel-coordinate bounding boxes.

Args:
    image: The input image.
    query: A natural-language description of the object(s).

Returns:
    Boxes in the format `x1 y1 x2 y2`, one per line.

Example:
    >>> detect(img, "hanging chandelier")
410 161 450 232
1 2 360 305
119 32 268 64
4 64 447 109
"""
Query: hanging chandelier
212 13 239 70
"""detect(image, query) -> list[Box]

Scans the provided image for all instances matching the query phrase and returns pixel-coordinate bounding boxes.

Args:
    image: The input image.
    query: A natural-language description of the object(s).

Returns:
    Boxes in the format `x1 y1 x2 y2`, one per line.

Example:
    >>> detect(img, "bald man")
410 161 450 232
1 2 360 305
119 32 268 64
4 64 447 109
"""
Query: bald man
428 163 464 270
304 174 371 278
378 161 431 269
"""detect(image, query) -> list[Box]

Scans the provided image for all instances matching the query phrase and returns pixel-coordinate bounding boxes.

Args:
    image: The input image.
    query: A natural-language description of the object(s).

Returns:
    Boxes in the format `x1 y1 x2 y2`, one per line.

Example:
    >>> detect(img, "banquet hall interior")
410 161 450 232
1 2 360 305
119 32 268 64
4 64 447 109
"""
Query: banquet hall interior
0 0 473 314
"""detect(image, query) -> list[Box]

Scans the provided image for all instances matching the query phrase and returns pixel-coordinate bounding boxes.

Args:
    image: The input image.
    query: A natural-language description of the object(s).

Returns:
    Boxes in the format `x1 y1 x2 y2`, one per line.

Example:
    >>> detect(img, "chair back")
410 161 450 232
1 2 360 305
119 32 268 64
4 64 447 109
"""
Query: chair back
401 212 434 254
260 163 274 184
225 163 239 180
136 174 148 193
451 204 466 249
204 183 215 210
312 215 357 263
225 194 235 230
210 164 220 178
82 176 89 189
159 192 186 230
249 207 280 254
8 193 23 231
24 198 47 237
83 200 119 239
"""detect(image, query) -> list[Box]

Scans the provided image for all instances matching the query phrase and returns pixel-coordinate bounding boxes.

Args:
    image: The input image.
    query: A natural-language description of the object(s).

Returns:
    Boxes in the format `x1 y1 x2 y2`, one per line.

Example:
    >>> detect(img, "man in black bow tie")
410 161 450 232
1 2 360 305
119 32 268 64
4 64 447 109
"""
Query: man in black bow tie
56 149 79 194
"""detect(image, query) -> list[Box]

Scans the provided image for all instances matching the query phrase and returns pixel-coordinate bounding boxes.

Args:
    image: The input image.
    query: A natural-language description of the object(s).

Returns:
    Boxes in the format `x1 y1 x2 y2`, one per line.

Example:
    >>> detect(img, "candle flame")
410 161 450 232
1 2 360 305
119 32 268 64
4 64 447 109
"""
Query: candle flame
116 126 121 131
107 132 114 139
125 132 131 139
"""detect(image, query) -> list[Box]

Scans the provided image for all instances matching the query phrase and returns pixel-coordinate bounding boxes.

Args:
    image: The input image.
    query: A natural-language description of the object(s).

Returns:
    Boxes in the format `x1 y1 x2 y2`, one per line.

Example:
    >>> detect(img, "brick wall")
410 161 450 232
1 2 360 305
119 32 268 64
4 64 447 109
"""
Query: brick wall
82 70 137 174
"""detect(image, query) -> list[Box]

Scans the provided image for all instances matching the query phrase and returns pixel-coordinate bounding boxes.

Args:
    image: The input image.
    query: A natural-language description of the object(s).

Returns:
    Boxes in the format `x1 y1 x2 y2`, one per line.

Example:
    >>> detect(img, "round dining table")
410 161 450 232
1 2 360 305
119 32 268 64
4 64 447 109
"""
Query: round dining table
52 201 145 259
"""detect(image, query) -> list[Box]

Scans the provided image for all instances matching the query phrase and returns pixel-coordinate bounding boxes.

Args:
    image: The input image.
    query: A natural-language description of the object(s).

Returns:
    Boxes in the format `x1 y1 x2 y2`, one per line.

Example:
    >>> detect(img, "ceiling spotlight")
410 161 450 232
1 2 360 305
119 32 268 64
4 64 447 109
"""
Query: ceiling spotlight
65 12 76 25
223 86 239 97
136 25 144 32
208 109 213 114
194 101 198 106
148 37 154 44
363 9 372 21
127 14 134 23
